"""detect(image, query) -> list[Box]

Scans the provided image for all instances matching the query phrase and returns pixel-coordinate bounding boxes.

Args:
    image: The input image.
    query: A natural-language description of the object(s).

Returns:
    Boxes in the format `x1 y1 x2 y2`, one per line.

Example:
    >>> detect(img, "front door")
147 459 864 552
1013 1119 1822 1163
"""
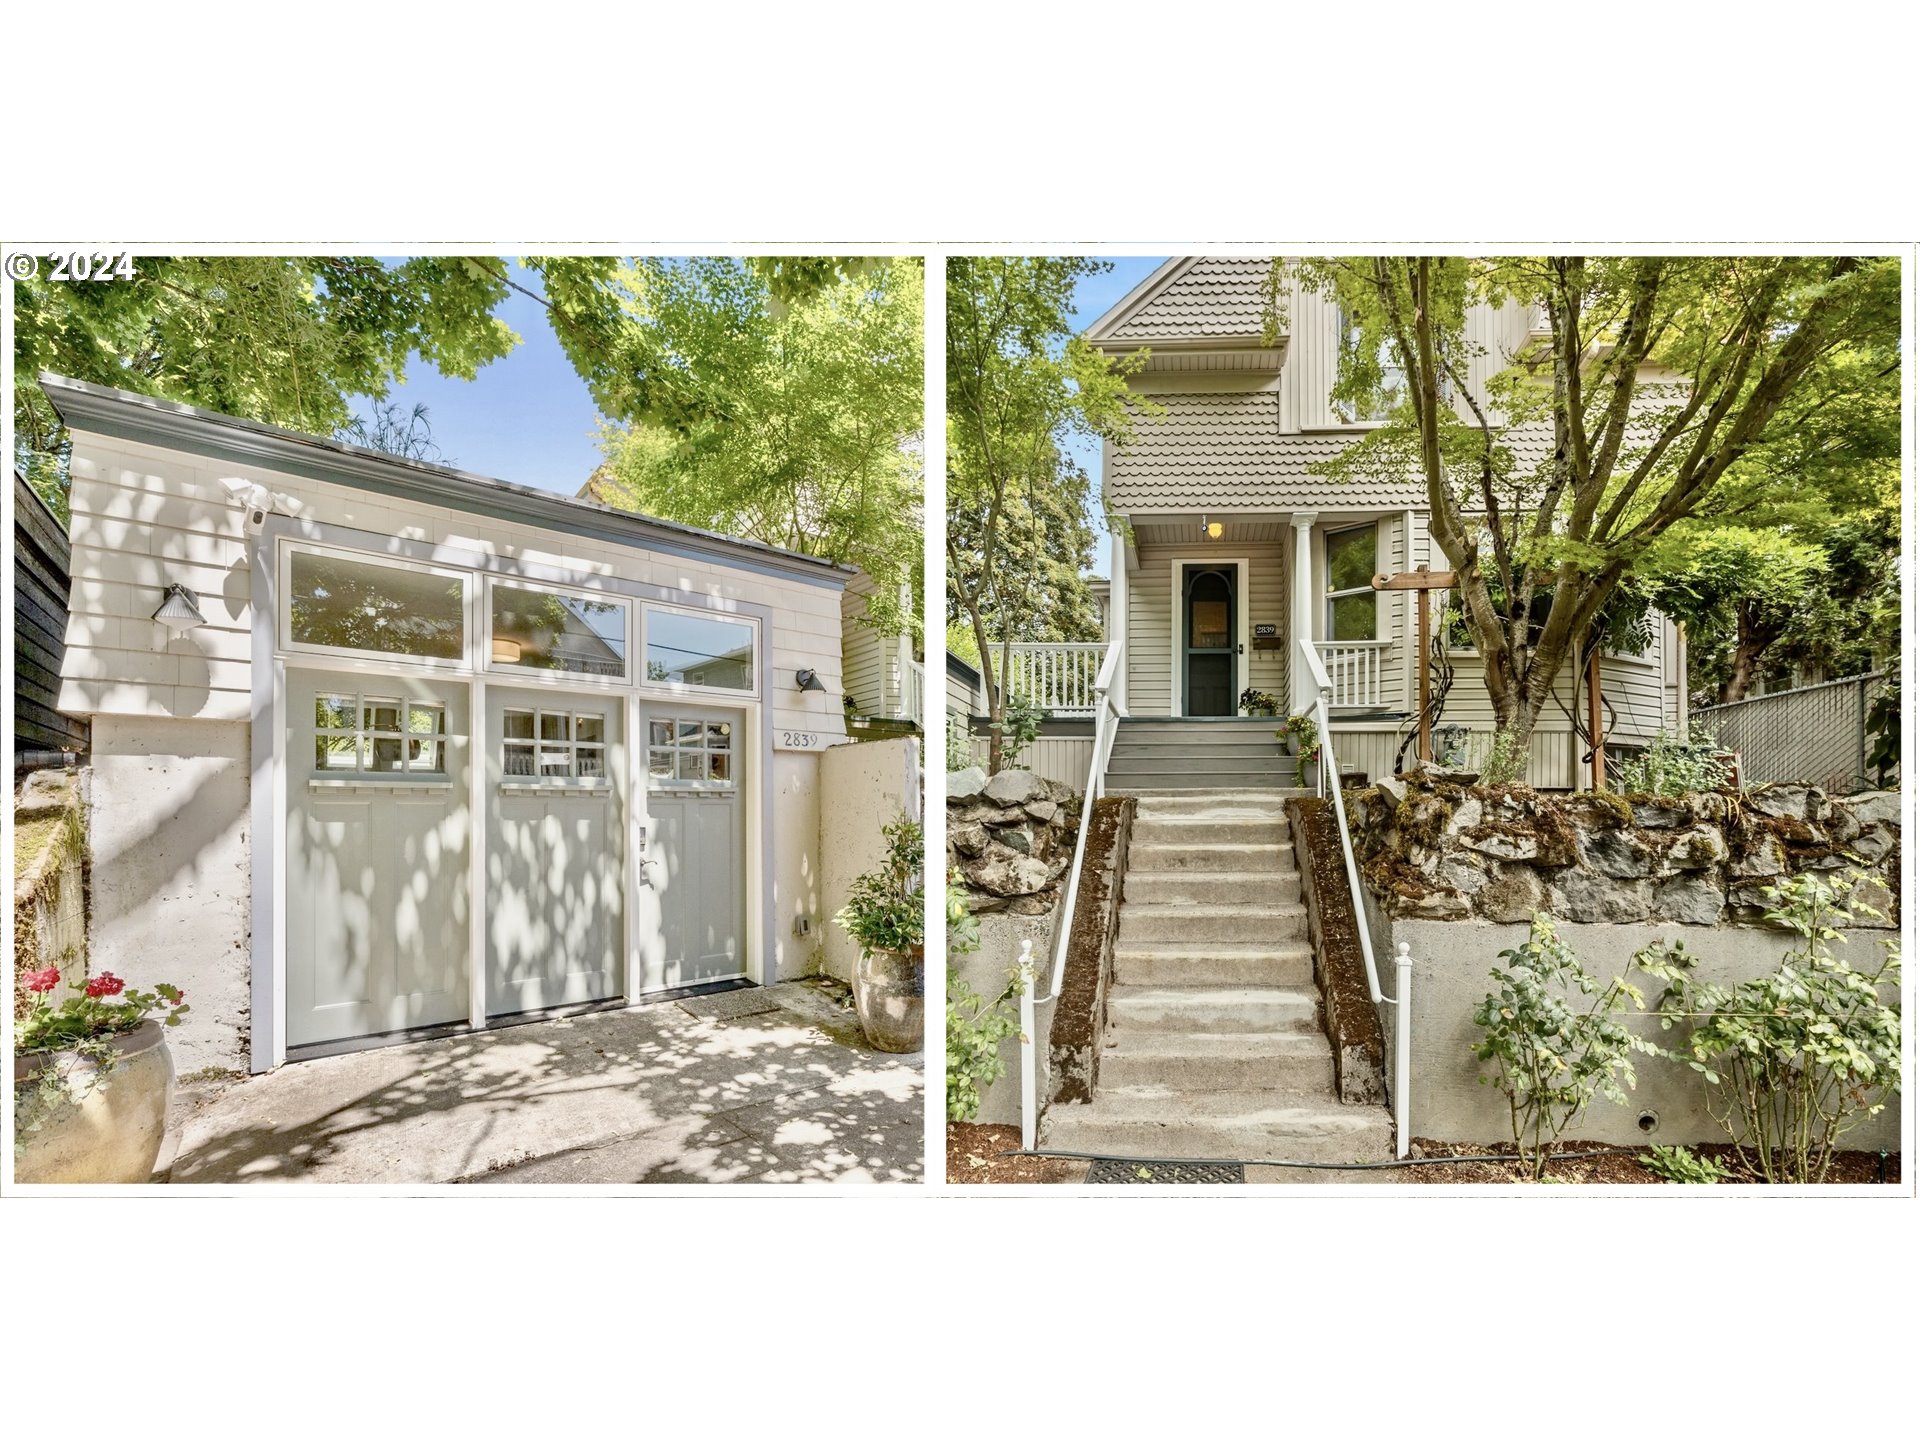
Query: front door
485 688 627 1017
1183 565 1237 717
287 670 471 1046
640 709 745 990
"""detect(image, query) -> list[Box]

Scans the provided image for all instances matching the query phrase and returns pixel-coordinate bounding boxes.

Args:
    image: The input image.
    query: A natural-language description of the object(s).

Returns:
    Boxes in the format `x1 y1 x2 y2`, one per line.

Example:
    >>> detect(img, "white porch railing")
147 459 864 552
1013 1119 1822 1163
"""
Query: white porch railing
1018 637 1125 1150
1002 642 1106 716
904 659 926 728
1303 639 1411 1159
1315 639 1391 709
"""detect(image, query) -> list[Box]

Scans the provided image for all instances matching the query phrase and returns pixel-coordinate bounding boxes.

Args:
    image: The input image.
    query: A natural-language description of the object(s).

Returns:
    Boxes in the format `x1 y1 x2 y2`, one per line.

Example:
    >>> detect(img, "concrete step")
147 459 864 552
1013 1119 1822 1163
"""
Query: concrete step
1099 1031 1335 1091
1107 774 1300 792
1117 719 1291 737
1123 871 1300 907
1110 742 1289 761
1043 1089 1394 1167
1132 816 1291 846
1127 842 1293 873
1112 941 1314 988
1118 903 1308 944
1127 790 1302 810
1106 984 1318 1034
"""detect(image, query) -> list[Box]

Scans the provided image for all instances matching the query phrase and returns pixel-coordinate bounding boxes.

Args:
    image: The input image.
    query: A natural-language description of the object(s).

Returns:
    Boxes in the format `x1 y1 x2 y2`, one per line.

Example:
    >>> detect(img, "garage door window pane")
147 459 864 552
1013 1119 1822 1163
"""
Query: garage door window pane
647 611 754 691
289 551 464 660
313 694 449 776
490 583 627 678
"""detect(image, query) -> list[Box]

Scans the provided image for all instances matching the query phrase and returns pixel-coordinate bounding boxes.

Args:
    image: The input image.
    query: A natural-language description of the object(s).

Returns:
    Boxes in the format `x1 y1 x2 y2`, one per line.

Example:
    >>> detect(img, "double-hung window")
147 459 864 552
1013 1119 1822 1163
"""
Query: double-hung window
1325 526 1379 642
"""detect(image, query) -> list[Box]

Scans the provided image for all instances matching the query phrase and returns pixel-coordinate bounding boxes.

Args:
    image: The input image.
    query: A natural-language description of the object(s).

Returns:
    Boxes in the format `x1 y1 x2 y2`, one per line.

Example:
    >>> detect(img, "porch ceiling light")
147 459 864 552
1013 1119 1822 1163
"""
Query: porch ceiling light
795 668 827 692
1202 514 1224 540
152 583 206 636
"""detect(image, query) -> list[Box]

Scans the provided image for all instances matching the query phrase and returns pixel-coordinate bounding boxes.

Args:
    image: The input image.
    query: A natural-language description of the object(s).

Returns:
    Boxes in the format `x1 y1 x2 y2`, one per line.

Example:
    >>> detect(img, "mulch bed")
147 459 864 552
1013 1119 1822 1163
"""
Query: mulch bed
1404 1137 1900 1185
947 1123 1088 1184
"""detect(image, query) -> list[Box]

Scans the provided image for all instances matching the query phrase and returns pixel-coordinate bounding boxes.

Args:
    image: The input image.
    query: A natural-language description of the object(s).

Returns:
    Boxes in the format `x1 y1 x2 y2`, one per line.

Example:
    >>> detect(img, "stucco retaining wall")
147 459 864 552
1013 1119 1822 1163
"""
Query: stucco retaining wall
950 911 1060 1127
87 715 252 1077
1387 916 1901 1151
817 737 921 984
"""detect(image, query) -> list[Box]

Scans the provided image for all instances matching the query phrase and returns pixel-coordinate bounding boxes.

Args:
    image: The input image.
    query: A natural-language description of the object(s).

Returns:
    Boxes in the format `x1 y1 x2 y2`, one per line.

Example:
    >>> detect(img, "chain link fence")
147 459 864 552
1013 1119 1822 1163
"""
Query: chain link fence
1693 671 1894 794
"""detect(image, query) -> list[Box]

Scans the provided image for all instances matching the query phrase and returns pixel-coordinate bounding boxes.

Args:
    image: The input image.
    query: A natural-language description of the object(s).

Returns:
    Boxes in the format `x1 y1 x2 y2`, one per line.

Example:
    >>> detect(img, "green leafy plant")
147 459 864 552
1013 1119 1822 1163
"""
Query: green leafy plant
1639 1145 1733 1184
1239 687 1280 717
1479 729 1524 786
989 690 1045 774
1613 725 1733 798
15 967 191 1152
1277 712 1320 787
833 815 923 958
945 712 976 773
1470 914 1652 1180
1635 871 1900 1183
1865 675 1899 789
946 970 1024 1123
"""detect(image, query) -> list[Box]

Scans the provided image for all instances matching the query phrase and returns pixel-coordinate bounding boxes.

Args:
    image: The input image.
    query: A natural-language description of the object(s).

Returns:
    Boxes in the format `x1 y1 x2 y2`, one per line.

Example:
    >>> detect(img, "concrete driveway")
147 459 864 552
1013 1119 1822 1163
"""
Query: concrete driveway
161 982 923 1185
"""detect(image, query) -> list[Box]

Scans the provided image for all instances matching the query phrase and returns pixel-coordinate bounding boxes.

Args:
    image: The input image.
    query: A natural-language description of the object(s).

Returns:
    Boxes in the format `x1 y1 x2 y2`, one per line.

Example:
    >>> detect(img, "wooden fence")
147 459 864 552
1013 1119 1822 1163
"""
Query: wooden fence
13 473 88 762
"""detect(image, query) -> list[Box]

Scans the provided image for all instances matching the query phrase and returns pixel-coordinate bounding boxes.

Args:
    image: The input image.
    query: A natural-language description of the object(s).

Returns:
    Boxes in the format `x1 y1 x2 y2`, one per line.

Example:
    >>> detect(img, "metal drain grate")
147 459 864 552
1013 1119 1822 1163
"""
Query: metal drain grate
1086 1159 1245 1184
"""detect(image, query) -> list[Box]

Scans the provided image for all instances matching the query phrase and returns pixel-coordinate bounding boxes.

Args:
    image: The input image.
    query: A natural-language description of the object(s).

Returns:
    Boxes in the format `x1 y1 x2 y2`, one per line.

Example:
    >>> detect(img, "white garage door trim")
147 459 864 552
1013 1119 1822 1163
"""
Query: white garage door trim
249 518 783 1072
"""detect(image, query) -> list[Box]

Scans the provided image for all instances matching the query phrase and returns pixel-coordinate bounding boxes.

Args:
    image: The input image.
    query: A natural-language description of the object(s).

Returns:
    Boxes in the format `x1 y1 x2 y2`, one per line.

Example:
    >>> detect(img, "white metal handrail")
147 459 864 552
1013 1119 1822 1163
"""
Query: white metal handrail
1314 639 1390 709
1018 637 1124 1150
1003 641 1106 716
1301 639 1411 1159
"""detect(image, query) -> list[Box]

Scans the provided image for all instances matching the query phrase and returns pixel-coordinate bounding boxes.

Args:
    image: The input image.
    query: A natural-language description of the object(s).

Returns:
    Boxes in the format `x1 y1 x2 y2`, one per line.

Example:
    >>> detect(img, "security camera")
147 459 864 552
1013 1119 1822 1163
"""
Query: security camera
219 477 278 534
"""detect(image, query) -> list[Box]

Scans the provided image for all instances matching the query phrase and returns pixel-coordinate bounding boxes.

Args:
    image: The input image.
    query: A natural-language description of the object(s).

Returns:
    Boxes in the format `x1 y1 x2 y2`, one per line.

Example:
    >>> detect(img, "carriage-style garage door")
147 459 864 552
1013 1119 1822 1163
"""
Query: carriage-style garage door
485 689 627 1017
287 670 471 1047
641 709 744 991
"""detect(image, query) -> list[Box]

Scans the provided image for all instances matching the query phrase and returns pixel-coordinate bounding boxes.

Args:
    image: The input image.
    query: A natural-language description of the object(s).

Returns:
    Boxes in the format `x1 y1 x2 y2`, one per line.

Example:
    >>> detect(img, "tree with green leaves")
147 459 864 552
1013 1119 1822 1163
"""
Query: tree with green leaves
947 256 1148 772
577 257 924 639
1291 256 1900 758
14 256 518 518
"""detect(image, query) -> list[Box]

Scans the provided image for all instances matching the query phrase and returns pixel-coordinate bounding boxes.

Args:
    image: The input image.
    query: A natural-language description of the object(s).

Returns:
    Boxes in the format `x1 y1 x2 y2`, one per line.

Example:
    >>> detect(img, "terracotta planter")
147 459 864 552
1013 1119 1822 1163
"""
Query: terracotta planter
13 1021 174 1184
854 944 924 1054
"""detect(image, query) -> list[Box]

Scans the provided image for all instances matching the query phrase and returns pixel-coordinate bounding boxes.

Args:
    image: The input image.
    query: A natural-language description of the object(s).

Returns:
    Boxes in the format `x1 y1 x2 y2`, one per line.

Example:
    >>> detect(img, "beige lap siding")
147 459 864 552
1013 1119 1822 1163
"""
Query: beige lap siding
59 434 849 741
1125 539 1291 716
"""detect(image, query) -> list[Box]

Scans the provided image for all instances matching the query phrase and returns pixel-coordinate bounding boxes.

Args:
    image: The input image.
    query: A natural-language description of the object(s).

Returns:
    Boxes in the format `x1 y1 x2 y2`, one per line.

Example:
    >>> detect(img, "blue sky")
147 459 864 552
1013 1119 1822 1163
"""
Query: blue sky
343 255 1170 569
345 262 604 494
1063 256 1167 578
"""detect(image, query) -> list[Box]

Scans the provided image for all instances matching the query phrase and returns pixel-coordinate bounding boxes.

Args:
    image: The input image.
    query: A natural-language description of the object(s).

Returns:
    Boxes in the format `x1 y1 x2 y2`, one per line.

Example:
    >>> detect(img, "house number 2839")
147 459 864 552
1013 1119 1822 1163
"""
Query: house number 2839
780 731 820 749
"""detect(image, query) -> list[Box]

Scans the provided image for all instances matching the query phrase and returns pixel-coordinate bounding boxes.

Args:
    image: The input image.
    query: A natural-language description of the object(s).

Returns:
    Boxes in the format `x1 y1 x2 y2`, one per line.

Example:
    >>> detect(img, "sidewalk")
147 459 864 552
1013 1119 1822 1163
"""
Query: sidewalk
162 981 923 1185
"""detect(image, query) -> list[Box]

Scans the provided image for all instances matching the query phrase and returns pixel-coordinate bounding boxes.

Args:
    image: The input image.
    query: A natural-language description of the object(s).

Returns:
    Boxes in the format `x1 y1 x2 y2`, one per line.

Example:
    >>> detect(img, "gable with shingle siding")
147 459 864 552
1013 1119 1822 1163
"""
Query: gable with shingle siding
1107 256 1276 341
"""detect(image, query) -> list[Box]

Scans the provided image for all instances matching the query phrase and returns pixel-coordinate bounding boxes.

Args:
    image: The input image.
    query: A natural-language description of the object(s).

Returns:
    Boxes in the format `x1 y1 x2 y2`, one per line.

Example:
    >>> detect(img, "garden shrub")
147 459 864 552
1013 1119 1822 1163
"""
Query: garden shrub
946 971 1021 1122
1639 1145 1732 1184
1635 871 1901 1183
1471 913 1652 1179
1613 725 1732 797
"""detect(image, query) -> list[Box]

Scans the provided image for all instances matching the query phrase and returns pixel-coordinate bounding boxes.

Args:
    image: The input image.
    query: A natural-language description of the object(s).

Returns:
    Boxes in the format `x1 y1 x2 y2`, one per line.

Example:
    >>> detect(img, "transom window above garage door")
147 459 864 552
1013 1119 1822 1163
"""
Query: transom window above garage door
501 709 608 780
645 610 754 693
314 694 448 774
489 581 629 679
286 547 468 662
648 719 735 789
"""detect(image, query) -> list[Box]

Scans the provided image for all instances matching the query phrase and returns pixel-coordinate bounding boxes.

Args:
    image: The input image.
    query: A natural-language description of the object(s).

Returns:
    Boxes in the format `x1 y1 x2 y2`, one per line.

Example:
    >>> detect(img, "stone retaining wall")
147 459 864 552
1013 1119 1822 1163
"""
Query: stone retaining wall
946 766 1080 915
1347 772 1899 928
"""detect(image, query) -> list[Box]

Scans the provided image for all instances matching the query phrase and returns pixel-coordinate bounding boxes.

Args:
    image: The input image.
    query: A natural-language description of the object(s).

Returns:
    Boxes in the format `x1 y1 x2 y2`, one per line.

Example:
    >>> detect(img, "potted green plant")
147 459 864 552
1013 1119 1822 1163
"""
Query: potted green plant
1238 687 1281 717
14 967 190 1184
1276 711 1321 788
835 814 925 1053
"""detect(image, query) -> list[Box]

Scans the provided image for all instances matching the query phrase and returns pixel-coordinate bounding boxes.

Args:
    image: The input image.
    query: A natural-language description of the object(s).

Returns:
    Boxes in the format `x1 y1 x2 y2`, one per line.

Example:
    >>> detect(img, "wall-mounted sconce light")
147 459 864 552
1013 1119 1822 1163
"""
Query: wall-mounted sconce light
1202 513 1224 540
491 638 523 663
152 583 206 638
795 668 827 692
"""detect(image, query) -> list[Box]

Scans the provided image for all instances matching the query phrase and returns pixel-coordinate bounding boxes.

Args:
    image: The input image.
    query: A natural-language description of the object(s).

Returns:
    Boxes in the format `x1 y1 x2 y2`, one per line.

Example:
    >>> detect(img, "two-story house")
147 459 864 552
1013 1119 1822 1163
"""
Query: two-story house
1071 254 1683 791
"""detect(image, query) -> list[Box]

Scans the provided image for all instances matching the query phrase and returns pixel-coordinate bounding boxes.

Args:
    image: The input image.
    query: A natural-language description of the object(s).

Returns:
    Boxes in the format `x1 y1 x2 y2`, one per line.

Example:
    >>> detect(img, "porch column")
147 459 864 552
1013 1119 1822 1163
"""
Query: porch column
1109 531 1128 714
1290 510 1317 715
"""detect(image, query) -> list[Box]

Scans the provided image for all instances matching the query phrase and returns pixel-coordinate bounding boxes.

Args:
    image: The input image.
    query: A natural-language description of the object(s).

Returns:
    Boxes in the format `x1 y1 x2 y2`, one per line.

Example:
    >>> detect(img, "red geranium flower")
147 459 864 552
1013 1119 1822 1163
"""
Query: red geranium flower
84 972 126 998
24 966 62 993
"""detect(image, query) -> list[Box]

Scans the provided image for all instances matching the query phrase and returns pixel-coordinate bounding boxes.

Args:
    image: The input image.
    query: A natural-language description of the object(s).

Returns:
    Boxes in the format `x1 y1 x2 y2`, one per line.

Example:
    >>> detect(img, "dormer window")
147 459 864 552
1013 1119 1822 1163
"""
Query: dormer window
1336 309 1406 423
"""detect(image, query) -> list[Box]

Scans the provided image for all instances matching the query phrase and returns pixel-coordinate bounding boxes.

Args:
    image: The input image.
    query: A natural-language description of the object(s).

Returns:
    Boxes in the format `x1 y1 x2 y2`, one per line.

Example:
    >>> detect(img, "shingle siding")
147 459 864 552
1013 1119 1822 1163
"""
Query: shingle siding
1108 256 1276 342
